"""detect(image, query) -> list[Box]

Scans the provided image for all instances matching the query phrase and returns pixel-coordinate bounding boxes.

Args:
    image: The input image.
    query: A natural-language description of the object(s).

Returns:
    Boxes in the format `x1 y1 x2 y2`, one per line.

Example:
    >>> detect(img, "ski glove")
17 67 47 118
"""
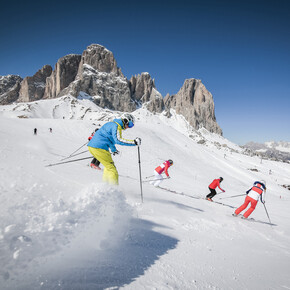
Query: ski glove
134 137 141 145
112 150 120 156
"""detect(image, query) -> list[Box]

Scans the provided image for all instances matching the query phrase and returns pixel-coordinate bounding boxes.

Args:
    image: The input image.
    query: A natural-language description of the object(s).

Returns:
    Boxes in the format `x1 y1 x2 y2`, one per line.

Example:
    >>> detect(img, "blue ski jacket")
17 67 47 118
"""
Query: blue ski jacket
88 119 135 152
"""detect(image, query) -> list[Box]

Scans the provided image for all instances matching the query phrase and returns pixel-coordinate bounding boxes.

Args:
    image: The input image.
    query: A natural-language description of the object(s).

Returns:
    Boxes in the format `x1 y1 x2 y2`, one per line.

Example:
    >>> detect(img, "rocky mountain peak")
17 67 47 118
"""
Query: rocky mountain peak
77 44 122 77
129 72 164 112
129 72 155 101
164 78 222 134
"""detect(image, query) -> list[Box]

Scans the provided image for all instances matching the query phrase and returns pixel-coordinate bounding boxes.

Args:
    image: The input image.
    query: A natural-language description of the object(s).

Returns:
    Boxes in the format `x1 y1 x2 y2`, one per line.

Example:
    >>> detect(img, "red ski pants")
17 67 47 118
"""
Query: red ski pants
235 196 257 218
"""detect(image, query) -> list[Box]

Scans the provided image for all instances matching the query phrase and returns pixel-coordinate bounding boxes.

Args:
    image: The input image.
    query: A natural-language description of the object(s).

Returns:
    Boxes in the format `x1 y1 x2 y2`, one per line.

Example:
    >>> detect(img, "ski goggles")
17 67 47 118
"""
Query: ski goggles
128 121 134 128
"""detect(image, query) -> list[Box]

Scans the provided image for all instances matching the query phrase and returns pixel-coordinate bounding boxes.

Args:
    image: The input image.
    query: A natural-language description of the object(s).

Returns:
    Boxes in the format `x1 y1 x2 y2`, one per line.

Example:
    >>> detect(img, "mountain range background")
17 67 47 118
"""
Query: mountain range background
1 42 290 162
0 44 222 135
0 0 289 145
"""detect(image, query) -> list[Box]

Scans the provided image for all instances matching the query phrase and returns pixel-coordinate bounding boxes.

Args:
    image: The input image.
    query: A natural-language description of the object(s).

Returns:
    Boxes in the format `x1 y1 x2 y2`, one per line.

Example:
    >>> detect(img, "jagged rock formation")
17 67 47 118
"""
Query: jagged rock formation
60 44 135 112
43 54 81 99
164 79 222 134
0 75 23 105
18 65 52 102
0 44 222 135
77 44 122 76
145 87 164 113
129 73 164 113
130 73 155 102
62 64 135 111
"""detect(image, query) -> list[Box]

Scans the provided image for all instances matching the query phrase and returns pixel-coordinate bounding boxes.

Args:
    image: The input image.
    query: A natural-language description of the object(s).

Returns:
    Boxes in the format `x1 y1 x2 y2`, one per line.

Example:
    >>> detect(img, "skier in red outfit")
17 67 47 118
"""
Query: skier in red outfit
206 177 225 201
150 160 173 187
88 129 101 170
233 180 266 219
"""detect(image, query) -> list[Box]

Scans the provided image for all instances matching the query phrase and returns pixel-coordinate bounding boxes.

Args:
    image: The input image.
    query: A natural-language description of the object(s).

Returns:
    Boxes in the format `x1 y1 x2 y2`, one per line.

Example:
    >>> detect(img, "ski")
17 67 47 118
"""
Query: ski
157 186 184 195
155 186 205 201
204 198 236 209
232 214 276 226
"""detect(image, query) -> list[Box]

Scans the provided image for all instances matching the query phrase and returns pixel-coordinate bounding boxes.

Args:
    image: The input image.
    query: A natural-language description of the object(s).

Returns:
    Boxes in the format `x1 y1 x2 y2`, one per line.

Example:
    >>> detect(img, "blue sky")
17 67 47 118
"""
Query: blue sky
1 0 289 144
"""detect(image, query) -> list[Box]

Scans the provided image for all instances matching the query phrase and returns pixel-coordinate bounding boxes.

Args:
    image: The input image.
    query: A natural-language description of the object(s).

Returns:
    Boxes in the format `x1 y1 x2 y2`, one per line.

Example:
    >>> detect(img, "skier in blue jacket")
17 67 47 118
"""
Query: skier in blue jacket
88 113 141 185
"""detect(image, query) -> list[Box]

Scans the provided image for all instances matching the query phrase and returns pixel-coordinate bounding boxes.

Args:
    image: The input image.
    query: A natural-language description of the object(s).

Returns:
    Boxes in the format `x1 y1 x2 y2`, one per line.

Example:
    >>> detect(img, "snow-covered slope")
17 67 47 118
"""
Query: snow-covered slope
0 98 290 289
0 96 243 154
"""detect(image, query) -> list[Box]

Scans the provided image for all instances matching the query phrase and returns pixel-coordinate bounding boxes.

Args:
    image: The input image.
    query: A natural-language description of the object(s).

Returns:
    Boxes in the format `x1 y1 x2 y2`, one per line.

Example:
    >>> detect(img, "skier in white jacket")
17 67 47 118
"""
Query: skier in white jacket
233 180 266 219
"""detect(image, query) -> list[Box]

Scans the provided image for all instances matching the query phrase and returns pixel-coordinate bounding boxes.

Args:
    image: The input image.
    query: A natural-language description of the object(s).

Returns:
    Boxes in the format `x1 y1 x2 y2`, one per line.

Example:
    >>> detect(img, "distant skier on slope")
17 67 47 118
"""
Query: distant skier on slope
87 113 141 185
88 128 101 170
150 160 173 187
233 180 266 219
206 177 225 201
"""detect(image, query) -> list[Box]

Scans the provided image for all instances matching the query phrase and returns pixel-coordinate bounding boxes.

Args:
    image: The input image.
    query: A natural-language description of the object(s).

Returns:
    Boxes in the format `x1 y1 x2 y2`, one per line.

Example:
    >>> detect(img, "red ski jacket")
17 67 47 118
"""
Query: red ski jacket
209 179 224 191
155 161 171 177
247 181 266 201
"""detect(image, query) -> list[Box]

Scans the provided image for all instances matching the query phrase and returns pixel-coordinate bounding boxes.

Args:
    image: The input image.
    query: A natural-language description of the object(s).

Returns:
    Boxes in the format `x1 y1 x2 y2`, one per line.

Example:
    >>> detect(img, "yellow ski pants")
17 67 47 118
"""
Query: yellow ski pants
88 147 119 185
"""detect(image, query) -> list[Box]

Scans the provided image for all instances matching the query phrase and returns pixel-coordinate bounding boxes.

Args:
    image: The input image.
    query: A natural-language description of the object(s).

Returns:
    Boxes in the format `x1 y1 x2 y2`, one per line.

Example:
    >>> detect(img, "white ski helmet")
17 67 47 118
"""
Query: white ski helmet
121 113 135 128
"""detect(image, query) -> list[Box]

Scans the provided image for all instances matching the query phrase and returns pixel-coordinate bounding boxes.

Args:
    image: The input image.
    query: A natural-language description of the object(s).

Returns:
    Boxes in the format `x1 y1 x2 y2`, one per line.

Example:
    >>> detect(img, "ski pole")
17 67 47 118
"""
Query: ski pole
137 145 143 203
216 191 226 195
60 150 88 161
145 175 154 179
219 194 246 200
45 156 92 167
263 203 272 225
143 179 156 183
143 178 168 183
61 141 89 161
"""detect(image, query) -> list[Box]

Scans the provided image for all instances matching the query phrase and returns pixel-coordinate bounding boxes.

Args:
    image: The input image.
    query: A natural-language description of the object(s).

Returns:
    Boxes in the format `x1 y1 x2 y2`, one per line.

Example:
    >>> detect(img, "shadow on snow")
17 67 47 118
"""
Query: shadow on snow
32 218 179 290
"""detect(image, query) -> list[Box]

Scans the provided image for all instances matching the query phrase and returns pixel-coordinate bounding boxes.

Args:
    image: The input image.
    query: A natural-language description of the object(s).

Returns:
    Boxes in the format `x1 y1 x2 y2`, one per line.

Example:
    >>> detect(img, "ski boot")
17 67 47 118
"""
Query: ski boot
90 163 101 170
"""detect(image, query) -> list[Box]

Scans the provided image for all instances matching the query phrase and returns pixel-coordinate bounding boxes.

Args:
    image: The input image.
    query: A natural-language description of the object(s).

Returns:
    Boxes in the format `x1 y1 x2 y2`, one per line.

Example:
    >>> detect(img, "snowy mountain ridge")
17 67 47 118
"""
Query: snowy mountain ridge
265 141 290 152
0 95 240 153
244 141 290 162
245 140 290 152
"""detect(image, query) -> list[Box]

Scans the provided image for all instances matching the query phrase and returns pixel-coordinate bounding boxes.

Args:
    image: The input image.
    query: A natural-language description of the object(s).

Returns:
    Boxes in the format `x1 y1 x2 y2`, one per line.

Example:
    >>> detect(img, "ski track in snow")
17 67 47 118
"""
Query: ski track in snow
0 105 290 289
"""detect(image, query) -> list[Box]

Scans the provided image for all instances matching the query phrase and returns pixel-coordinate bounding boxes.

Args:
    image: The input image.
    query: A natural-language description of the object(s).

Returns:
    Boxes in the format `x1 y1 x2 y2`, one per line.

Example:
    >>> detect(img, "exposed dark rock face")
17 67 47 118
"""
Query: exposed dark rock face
164 79 222 134
18 65 52 102
77 44 122 76
0 75 22 105
43 54 81 99
61 64 136 112
60 44 136 112
129 73 164 113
